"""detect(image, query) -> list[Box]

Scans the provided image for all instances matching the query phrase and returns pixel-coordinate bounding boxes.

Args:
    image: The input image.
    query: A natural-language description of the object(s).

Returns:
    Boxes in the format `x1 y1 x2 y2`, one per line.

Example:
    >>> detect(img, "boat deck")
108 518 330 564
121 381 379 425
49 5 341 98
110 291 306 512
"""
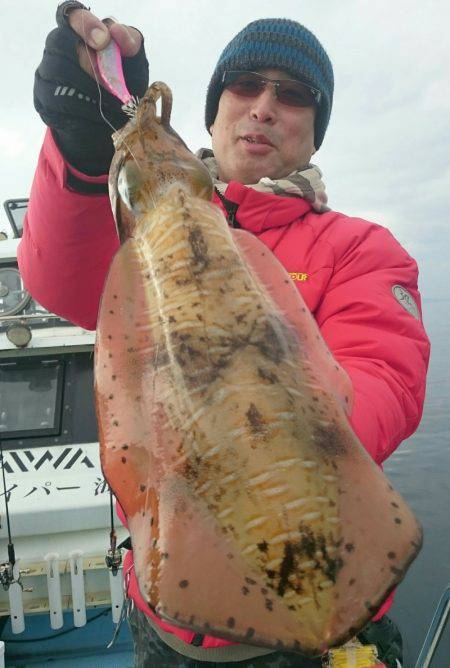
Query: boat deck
1 607 133 667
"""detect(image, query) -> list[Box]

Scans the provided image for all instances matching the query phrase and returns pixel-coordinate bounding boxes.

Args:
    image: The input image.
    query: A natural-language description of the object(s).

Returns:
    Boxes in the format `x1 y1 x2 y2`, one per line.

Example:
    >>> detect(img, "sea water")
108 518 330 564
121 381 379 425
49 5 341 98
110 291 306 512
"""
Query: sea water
388 298 450 666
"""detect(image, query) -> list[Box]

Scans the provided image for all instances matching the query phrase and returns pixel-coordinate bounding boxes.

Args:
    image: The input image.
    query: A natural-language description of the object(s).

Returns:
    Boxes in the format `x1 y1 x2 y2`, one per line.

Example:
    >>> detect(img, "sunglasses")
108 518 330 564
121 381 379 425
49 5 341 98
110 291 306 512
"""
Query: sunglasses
221 70 321 108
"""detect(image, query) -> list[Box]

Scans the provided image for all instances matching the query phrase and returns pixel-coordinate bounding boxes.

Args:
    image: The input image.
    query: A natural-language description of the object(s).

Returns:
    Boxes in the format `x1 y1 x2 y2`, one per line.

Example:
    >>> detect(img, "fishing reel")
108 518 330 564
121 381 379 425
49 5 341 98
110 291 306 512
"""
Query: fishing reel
0 560 32 592
0 543 17 591
0 560 14 591
105 527 122 576
105 547 122 576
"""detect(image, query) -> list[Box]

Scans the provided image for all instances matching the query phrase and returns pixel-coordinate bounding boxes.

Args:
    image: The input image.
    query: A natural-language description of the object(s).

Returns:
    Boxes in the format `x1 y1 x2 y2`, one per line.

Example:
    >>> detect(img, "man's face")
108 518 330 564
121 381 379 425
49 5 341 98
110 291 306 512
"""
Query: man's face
210 69 316 184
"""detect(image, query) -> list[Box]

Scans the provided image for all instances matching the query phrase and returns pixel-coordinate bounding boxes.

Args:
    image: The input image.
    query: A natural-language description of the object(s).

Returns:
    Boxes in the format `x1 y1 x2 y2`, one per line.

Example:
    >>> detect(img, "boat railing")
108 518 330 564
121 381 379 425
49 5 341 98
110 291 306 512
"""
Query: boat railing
414 584 450 667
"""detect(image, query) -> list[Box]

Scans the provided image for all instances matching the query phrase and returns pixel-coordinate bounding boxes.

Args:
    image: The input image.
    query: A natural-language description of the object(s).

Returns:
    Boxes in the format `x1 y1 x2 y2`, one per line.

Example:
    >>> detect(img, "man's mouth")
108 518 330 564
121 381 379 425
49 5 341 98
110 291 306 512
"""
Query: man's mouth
241 134 274 146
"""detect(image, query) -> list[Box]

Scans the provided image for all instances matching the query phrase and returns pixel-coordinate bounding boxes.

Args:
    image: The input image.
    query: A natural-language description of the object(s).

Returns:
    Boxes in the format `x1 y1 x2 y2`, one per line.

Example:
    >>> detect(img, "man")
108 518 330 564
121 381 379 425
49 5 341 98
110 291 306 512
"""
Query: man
19 2 429 665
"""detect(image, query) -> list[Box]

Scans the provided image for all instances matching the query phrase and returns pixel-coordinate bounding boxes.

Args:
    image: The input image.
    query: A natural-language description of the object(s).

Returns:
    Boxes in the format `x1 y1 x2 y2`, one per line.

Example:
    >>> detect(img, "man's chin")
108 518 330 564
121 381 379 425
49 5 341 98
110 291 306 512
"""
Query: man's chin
228 161 279 185
217 150 284 184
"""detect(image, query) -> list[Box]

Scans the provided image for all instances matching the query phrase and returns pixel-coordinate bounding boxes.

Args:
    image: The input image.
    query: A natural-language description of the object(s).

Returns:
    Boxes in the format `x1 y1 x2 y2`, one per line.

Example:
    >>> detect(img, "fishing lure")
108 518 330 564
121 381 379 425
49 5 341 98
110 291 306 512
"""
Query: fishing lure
96 38 139 117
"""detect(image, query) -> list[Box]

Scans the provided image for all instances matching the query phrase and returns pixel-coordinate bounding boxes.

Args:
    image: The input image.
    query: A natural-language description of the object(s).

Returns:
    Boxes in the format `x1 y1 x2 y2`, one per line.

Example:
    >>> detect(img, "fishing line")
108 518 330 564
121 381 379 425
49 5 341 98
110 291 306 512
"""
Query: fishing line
107 486 119 573
80 12 160 214
108 486 117 556
109 486 115 534
79 12 162 223
80 11 143 175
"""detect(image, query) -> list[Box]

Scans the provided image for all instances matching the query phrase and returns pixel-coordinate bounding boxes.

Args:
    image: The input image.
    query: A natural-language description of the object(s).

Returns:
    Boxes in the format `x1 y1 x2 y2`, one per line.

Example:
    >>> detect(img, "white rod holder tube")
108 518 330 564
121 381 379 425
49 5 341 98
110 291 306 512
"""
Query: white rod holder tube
8 561 25 634
69 550 86 628
109 569 124 624
45 552 63 629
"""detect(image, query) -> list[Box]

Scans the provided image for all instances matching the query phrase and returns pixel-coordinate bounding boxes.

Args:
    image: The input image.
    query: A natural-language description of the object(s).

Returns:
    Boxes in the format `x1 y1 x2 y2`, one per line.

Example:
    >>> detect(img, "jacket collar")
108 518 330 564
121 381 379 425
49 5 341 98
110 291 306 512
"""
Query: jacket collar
213 181 313 234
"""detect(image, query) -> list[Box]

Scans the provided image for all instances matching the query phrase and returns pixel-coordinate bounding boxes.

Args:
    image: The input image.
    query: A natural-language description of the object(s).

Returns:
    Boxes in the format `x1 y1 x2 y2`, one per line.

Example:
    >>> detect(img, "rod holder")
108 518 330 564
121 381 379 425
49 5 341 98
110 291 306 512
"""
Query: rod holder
69 550 86 628
45 552 63 629
109 568 124 624
8 561 24 634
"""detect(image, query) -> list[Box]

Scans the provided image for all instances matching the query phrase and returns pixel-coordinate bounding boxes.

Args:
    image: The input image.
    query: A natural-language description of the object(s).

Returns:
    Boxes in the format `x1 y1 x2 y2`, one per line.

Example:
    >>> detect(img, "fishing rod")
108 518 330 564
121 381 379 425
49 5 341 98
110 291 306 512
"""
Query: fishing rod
0 435 17 589
104 486 126 648
105 487 121 576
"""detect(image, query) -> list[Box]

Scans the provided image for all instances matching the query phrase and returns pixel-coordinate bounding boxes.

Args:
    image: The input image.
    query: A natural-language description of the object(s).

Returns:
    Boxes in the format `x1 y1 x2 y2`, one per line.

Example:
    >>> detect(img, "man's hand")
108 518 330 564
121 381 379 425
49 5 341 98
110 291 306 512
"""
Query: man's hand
66 7 142 80
34 2 149 176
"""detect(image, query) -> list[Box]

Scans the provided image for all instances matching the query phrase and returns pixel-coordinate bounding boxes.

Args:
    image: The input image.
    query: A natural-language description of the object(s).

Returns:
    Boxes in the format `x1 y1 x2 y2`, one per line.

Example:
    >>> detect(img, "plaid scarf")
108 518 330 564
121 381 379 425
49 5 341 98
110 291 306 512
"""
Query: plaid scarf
196 148 329 213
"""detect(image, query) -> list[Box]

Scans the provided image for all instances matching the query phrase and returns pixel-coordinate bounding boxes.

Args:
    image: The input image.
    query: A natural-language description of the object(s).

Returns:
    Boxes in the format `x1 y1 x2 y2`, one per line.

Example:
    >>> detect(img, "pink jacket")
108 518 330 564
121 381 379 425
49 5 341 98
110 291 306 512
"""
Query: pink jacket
18 129 430 649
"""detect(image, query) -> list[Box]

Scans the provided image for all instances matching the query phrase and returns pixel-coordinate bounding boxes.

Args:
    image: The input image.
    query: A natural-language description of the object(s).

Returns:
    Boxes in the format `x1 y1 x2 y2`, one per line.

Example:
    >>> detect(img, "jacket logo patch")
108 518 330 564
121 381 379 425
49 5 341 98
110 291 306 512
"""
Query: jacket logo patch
392 285 420 320
289 272 308 282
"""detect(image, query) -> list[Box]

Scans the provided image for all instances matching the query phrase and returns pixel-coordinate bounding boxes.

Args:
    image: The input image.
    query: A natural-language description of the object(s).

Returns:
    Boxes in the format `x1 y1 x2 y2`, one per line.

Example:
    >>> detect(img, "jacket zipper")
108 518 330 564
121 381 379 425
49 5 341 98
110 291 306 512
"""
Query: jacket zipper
214 188 240 228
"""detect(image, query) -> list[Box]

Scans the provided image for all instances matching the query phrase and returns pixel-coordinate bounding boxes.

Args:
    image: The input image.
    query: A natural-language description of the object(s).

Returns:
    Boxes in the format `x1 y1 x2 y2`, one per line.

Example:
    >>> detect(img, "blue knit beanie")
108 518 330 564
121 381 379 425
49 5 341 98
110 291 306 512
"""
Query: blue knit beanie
205 18 334 150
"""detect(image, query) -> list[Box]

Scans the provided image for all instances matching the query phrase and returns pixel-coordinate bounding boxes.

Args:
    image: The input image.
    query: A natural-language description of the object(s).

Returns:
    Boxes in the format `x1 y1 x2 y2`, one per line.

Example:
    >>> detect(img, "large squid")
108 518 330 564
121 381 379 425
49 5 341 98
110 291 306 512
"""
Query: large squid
94 81 422 656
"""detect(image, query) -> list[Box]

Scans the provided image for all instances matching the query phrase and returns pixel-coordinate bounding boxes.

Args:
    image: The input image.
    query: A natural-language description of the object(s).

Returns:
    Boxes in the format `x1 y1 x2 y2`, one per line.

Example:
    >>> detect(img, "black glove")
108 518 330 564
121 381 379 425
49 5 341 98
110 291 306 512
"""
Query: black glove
34 1 149 175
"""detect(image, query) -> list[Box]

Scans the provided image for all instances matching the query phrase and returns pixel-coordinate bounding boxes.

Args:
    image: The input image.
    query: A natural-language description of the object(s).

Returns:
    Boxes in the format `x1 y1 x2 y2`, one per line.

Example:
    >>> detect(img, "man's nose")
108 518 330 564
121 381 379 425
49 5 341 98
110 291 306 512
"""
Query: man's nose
249 85 278 123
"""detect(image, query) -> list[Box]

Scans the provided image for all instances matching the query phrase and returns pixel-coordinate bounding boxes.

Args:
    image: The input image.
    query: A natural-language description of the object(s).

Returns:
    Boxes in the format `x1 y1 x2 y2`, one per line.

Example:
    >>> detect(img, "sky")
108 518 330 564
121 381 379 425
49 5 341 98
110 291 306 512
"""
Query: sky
0 0 449 298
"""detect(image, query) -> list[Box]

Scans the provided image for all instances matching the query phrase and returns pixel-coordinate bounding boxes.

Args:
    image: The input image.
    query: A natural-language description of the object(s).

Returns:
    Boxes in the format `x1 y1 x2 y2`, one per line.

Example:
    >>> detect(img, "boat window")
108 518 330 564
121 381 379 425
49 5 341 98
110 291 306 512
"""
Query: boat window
0 359 63 439
0 352 98 449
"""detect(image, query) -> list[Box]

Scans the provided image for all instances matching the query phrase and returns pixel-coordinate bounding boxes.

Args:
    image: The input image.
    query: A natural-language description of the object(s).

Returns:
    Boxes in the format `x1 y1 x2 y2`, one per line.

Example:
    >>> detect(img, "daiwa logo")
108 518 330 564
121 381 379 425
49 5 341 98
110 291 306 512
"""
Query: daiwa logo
289 272 308 282
3 447 95 474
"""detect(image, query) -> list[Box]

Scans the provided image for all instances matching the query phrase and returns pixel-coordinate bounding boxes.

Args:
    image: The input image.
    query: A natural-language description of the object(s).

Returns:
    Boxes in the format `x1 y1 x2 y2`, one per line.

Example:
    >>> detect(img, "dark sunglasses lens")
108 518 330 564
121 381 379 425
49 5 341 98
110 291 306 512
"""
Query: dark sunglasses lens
277 82 316 107
225 74 265 97
223 72 317 107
